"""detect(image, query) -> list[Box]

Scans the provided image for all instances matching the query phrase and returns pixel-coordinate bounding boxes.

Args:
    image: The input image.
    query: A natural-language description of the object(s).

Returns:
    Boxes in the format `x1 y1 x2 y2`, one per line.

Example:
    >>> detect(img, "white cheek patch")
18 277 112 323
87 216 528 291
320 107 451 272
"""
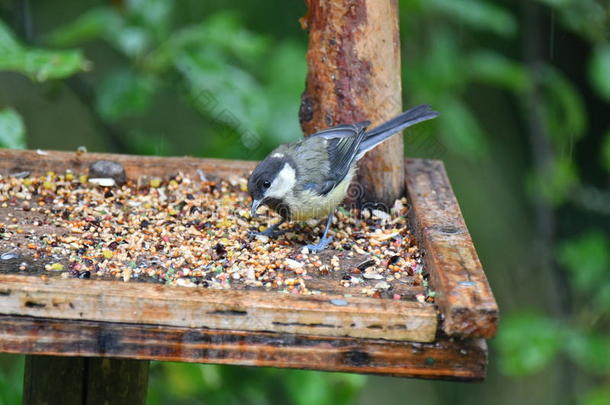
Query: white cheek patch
272 153 284 158
265 163 296 199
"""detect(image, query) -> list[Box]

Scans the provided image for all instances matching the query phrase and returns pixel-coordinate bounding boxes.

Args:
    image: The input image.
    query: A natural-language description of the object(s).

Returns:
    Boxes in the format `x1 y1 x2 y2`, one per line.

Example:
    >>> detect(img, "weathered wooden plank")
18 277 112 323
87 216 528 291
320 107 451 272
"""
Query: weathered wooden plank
1 315 487 381
0 149 256 180
404 159 498 338
24 355 85 405
0 274 437 342
0 148 499 345
300 0 404 207
85 358 149 405
24 355 149 405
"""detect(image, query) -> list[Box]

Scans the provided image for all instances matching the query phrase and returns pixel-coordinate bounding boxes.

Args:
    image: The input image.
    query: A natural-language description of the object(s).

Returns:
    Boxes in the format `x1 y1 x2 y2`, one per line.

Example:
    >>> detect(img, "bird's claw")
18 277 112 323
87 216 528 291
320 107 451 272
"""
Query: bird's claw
248 228 285 239
304 236 333 253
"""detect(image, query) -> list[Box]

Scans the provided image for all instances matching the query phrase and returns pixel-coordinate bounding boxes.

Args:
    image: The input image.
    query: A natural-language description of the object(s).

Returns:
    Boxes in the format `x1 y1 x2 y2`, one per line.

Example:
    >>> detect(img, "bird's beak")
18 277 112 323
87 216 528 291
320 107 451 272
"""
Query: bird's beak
250 199 262 217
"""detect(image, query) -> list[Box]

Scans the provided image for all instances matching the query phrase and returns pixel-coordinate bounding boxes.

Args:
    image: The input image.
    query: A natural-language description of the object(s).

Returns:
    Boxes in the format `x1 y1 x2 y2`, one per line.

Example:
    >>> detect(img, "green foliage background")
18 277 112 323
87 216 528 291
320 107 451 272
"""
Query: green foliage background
0 0 609 404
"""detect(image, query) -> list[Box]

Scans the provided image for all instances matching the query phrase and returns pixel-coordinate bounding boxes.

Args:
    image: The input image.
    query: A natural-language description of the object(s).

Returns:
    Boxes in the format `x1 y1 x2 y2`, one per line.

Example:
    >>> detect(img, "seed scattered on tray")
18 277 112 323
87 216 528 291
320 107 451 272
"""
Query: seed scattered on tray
0 171 433 300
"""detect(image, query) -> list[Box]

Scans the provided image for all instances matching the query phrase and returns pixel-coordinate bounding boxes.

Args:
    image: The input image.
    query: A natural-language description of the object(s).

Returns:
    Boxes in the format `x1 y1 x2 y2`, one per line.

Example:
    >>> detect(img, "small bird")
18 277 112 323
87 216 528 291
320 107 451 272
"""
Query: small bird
248 104 438 252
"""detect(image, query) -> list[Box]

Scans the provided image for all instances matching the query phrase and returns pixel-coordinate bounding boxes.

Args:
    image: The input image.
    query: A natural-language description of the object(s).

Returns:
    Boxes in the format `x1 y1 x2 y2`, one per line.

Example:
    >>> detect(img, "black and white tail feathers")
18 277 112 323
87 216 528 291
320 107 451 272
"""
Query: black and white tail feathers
305 104 438 188
357 104 438 158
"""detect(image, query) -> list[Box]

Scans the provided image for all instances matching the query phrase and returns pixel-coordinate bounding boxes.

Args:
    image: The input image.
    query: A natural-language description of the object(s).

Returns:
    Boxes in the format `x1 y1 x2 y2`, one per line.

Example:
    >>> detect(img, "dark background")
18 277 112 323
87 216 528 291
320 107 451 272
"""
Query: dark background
0 0 609 404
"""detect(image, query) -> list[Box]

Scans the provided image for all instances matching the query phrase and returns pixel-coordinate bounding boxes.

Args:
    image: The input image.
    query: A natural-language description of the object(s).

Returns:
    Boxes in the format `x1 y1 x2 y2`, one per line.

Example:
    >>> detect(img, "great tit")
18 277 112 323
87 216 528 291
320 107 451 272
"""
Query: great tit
248 104 438 252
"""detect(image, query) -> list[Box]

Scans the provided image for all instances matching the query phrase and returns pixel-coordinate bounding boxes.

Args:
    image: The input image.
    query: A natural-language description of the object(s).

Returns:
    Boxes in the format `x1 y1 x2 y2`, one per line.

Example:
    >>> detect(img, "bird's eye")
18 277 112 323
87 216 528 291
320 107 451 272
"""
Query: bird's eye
262 180 271 188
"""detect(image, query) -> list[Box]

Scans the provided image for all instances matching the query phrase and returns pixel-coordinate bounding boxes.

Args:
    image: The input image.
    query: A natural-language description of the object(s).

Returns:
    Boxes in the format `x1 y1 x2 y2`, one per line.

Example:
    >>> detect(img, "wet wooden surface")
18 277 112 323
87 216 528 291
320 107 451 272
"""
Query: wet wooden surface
0 149 256 181
405 159 499 338
0 148 496 379
3 316 487 381
0 274 437 342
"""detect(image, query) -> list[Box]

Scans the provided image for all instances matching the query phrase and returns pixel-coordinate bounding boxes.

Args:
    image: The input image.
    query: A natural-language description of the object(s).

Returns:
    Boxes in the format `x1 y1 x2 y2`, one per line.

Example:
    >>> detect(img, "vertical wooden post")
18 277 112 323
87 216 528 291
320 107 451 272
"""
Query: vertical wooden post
24 355 149 405
299 0 404 208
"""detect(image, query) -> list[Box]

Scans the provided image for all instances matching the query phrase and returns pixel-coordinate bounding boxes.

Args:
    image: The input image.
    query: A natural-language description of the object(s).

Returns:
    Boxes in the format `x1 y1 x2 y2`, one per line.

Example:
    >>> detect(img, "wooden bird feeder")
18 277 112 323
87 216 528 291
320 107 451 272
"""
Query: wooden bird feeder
0 1 498 403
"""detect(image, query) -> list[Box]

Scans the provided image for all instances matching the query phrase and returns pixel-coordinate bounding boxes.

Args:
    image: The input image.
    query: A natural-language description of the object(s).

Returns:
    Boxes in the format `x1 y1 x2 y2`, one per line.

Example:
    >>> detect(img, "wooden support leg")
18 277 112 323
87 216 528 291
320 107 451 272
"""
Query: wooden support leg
23 355 149 405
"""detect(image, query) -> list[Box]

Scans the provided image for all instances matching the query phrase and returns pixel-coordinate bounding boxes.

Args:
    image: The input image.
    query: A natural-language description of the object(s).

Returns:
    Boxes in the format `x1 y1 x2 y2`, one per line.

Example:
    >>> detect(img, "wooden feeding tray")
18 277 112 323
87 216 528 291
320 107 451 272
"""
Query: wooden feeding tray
0 149 498 381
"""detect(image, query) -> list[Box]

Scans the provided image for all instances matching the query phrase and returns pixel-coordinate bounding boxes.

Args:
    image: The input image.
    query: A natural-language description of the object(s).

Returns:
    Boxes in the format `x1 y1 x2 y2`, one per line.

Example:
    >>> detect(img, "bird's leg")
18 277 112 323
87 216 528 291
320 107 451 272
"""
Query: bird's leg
305 213 334 252
250 218 286 238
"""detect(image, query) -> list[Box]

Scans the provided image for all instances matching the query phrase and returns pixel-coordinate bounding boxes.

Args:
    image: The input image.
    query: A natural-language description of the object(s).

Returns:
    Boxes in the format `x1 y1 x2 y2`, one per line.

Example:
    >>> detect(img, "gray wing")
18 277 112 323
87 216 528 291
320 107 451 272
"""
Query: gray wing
298 121 369 195
307 121 371 140
326 123 368 182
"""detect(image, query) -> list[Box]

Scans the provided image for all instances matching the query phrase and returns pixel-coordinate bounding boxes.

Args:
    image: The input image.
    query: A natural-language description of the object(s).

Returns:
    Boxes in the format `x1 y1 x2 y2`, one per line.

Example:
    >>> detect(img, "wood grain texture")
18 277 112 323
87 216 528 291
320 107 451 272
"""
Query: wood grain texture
299 0 404 207
0 274 437 342
24 356 149 405
404 159 499 338
24 355 86 405
0 149 497 378
85 358 149 405
0 149 256 180
2 316 487 381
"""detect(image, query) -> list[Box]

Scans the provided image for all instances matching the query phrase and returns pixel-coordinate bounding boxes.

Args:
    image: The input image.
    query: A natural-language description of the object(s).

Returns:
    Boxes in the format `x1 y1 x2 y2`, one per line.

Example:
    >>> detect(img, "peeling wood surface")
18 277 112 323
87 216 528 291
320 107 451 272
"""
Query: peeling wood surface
404 159 499 338
0 149 496 378
2 316 487 381
0 274 437 342
0 149 256 181
299 0 404 207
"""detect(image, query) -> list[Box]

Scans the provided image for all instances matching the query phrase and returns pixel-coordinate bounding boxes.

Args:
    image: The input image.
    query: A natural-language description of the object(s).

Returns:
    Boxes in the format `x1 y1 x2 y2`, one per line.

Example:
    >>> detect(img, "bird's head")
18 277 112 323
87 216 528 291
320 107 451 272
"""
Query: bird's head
248 153 296 217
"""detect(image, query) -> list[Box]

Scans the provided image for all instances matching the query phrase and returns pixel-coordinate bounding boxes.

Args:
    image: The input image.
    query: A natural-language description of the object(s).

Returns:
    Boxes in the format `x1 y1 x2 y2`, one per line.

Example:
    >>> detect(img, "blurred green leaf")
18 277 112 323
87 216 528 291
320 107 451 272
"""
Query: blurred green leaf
0 355 23 405
163 362 203 399
112 26 152 59
285 370 365 405
541 64 587 144
46 6 153 59
558 231 610 293
145 12 268 72
126 0 173 34
469 50 530 91
422 30 464 91
0 48 89 81
175 48 269 138
124 129 172 156
527 156 578 205
589 43 610 102
0 20 88 81
96 68 158 121
199 12 268 65
428 0 516 37
0 19 21 52
582 386 610 405
0 108 26 149
551 1 608 43
595 282 610 313
535 0 573 6
264 41 306 144
497 312 563 376
46 8 123 47
437 97 487 158
602 130 610 172
149 362 365 405
566 331 610 375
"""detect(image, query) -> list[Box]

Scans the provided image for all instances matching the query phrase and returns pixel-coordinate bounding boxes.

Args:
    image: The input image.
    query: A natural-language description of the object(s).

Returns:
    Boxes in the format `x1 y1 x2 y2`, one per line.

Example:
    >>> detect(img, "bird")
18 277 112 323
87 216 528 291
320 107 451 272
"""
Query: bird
248 104 439 252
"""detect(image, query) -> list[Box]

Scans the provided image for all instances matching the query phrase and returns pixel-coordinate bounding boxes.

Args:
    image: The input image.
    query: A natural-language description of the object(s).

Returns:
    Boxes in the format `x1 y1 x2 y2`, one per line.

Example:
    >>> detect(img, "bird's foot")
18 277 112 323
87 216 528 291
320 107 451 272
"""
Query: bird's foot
248 227 285 239
304 236 333 253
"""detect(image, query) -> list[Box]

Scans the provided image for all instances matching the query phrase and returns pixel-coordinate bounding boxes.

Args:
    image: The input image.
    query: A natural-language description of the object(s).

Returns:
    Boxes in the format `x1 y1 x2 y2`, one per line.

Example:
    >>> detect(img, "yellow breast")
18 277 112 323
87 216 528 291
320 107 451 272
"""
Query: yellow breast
285 168 355 221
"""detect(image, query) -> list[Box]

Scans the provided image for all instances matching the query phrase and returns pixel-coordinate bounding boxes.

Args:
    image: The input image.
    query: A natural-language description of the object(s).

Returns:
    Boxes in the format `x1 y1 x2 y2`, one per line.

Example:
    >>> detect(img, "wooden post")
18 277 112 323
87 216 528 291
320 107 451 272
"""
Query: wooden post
24 356 149 405
299 0 404 208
